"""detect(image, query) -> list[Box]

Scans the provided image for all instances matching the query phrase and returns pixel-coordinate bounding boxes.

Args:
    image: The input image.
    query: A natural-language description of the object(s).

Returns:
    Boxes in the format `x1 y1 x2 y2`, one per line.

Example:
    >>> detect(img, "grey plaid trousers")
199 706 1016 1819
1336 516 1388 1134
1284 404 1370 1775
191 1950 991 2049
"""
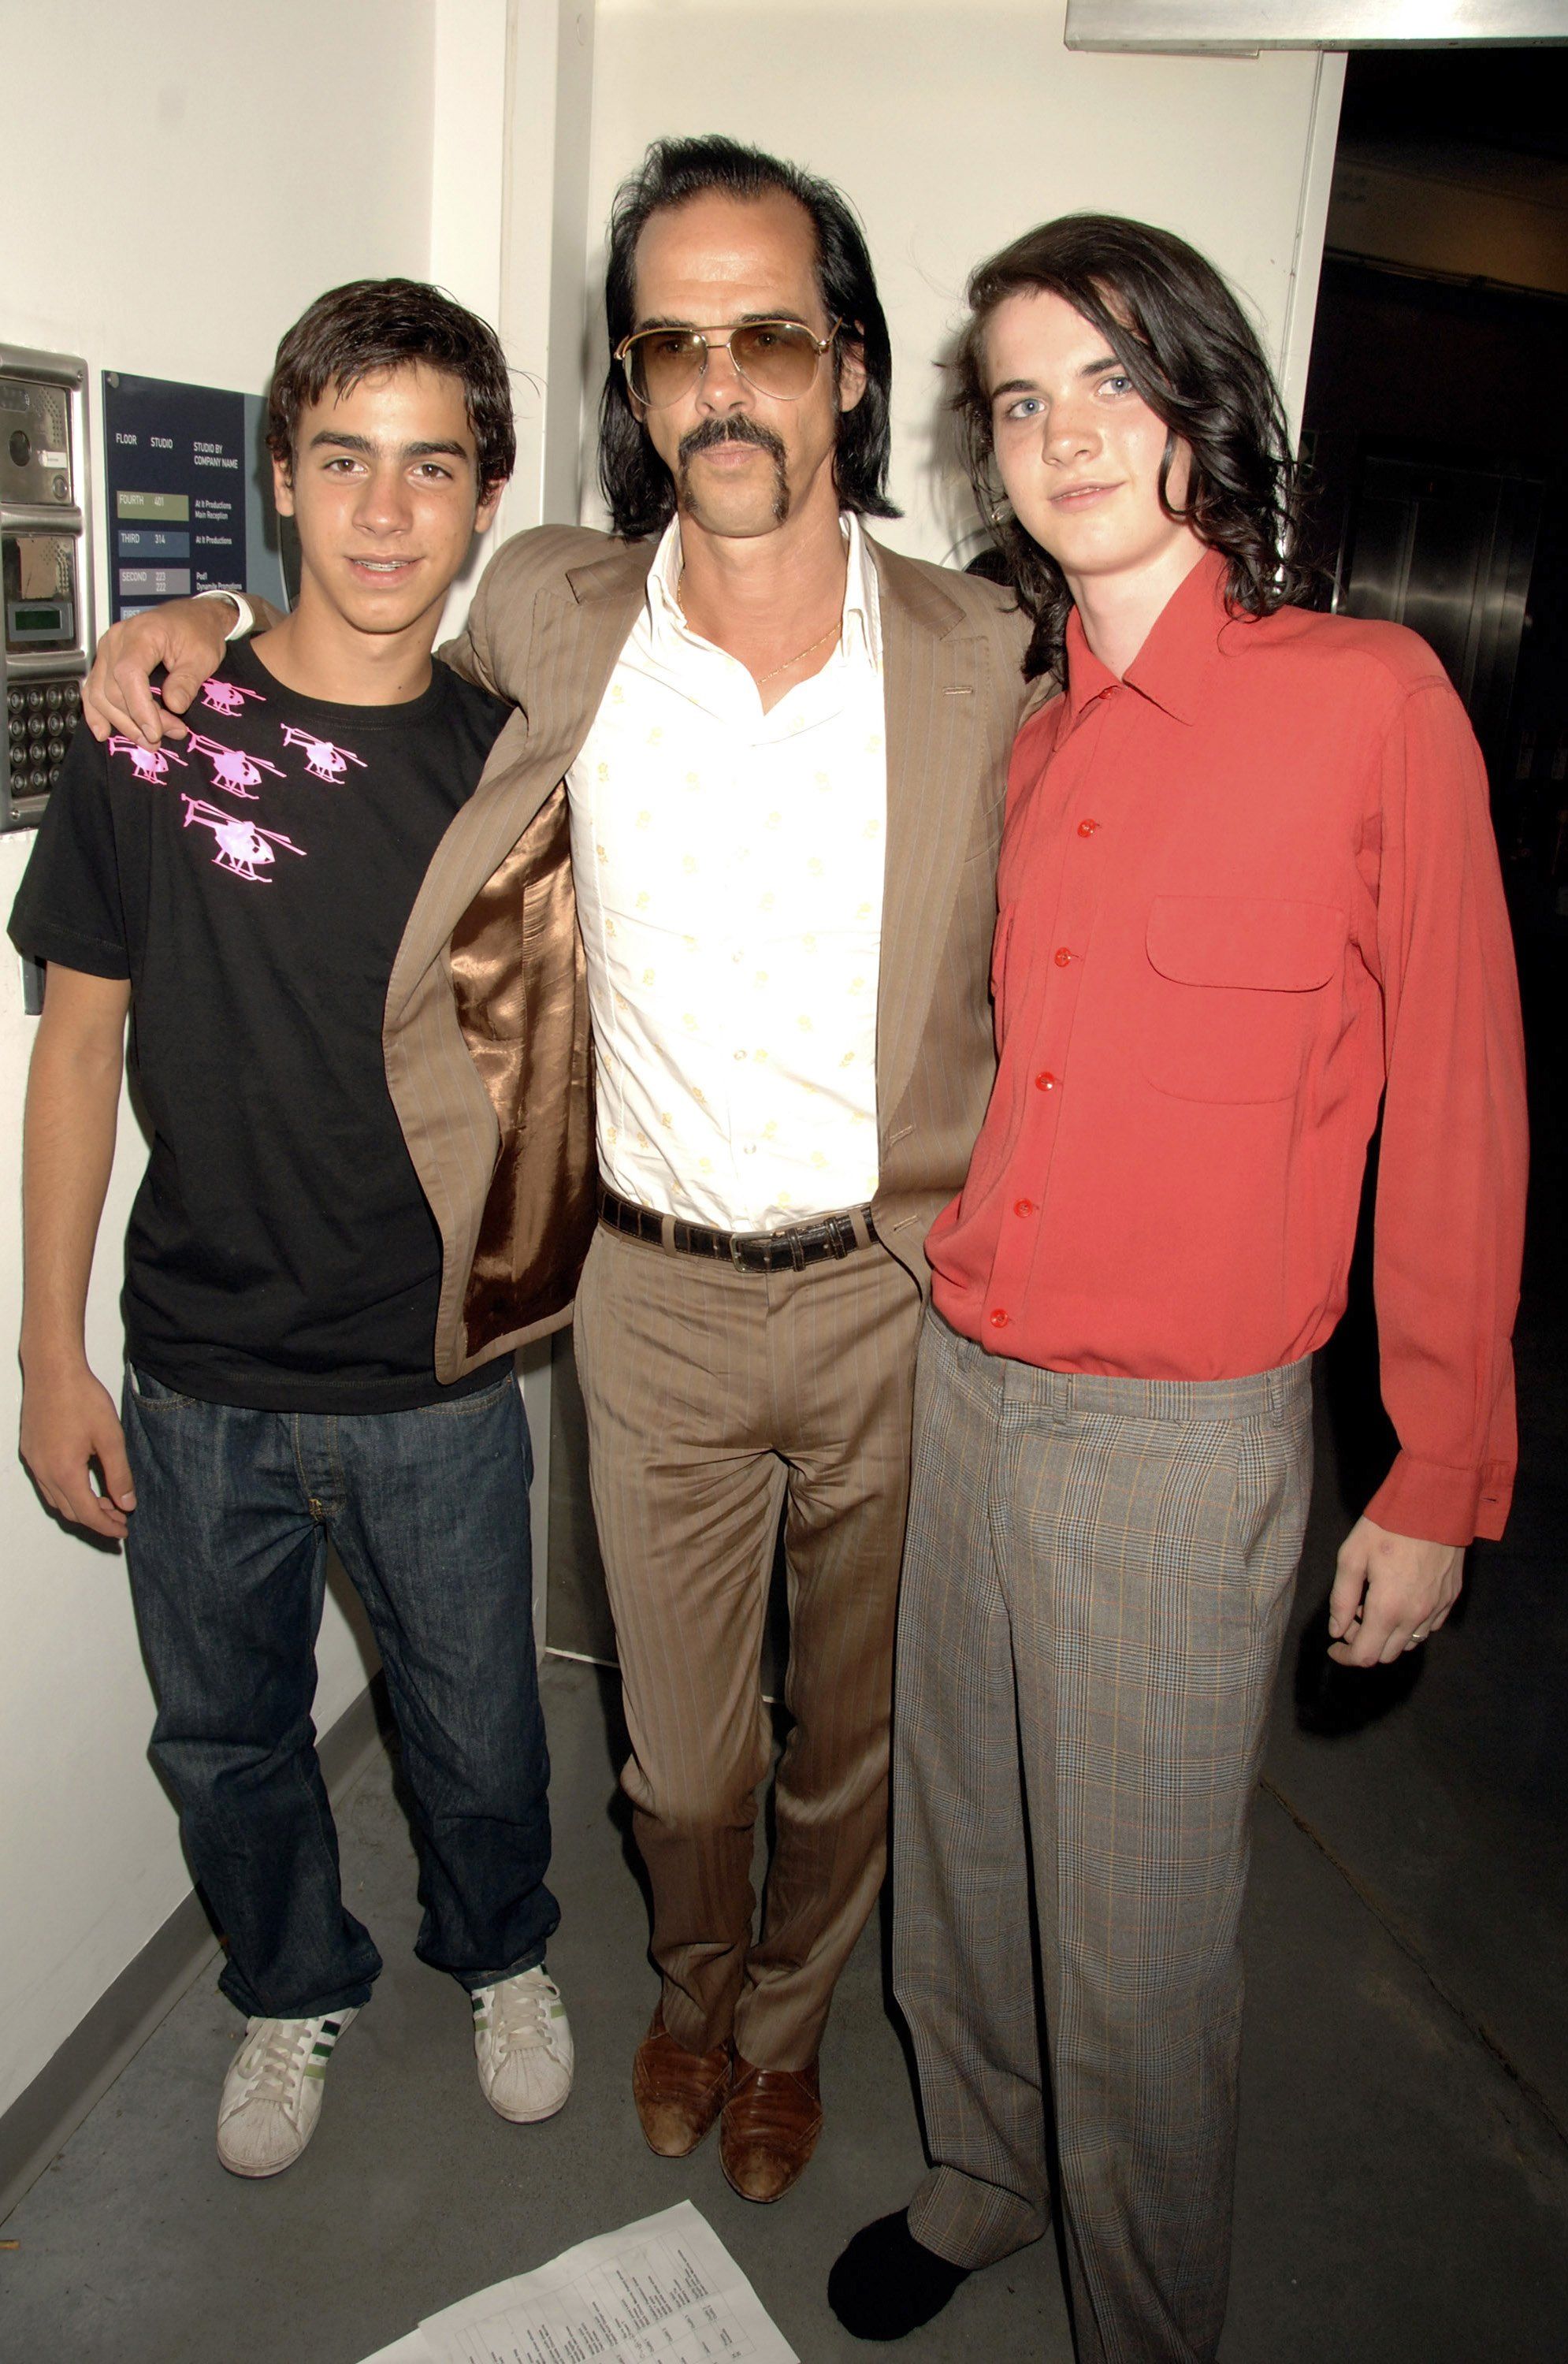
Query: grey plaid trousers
894 1310 1313 2364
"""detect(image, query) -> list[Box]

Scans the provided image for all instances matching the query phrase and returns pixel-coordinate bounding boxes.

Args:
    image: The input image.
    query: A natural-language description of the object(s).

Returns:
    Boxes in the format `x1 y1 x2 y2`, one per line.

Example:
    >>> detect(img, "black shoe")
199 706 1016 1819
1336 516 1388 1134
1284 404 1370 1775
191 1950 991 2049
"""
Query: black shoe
828 2209 972 2341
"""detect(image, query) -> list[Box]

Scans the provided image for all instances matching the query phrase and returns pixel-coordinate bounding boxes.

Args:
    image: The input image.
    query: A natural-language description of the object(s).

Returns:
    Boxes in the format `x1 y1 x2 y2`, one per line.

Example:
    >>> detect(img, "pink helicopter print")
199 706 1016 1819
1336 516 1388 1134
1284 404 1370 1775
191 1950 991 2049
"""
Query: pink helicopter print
181 795 306 884
197 676 266 719
184 730 287 801
109 735 188 786
280 724 367 784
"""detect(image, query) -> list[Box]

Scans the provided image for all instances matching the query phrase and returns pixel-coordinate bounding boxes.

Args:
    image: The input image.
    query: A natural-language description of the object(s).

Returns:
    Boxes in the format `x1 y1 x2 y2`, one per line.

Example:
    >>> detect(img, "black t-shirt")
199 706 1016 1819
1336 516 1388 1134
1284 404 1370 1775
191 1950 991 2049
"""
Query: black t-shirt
9 641 511 1411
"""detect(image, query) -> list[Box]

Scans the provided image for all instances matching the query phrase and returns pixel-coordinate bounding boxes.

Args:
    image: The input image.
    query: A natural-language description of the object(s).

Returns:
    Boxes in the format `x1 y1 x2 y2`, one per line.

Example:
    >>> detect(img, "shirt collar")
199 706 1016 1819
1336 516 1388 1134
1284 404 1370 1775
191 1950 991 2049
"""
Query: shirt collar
646 513 687 628
1063 545 1232 728
646 511 882 667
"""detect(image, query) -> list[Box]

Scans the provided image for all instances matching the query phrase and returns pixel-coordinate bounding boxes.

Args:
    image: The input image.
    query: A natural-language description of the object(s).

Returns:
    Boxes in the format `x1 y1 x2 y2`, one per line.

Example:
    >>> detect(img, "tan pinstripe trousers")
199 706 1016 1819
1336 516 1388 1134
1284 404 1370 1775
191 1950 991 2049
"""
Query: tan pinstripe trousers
894 1310 1313 2364
572 1221 923 2070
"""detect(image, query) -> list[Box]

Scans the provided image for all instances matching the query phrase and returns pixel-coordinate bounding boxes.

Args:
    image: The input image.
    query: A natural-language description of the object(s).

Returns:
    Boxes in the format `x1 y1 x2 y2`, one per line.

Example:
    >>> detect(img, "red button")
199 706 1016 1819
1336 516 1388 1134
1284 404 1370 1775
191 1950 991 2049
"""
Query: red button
1053 946 1072 968
1035 1070 1058 1091
1013 1199 1035 1217
988 1307 1009 1329
1077 817 1099 836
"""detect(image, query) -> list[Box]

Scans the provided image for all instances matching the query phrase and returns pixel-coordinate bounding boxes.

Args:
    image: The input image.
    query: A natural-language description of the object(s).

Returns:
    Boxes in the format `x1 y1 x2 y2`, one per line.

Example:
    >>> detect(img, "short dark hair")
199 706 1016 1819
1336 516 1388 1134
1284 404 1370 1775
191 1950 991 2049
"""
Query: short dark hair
266 278 515 498
953 214 1318 683
599 135 898 541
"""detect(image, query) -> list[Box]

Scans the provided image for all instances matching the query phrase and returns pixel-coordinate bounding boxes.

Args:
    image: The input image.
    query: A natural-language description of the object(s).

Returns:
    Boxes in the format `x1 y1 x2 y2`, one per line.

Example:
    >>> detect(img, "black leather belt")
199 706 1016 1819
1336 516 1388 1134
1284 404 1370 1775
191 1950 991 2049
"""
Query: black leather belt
598 1184 872 1273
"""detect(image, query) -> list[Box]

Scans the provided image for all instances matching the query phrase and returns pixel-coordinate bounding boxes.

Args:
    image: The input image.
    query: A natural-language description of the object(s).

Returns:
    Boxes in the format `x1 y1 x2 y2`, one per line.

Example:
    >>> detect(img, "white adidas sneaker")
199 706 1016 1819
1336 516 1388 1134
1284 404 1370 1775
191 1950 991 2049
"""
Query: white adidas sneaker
216 2007 358 2178
472 1966 574 2123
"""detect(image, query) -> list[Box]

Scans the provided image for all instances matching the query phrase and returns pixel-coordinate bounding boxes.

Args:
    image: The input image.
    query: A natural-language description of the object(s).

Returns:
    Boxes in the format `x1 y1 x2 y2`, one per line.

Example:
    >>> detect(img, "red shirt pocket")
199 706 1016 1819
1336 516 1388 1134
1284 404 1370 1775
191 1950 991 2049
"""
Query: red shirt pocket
1140 894 1345 1103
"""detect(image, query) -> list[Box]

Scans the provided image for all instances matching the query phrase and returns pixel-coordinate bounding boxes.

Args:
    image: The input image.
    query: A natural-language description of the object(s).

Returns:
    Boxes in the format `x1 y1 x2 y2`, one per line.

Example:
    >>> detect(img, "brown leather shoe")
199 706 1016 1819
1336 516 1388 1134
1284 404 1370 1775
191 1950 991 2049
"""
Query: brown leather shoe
632 2008 732 2158
719 2056 823 2202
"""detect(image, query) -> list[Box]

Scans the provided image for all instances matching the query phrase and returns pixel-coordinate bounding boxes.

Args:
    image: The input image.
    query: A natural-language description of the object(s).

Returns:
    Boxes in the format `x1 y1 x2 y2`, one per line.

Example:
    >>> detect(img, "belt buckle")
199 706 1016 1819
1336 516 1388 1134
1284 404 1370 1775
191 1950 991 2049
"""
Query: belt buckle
730 1226 790 1274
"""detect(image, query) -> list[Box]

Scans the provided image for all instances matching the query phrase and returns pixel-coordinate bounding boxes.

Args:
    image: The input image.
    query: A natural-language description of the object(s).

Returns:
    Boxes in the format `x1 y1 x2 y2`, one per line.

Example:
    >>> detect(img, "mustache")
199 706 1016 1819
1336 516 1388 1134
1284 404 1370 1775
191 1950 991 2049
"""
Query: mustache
677 415 788 470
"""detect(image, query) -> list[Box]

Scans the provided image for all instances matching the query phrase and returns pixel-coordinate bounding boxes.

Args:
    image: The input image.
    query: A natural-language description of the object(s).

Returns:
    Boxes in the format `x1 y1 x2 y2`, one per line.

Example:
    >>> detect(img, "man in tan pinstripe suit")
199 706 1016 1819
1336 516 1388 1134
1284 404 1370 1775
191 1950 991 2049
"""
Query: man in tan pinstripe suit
84 136 1032 2202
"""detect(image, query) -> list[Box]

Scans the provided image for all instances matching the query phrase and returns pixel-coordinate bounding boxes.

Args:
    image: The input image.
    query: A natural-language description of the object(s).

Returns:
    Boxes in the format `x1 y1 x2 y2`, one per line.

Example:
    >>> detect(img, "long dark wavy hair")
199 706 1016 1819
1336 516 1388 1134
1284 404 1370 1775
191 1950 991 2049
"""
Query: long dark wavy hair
599 136 898 541
953 214 1317 683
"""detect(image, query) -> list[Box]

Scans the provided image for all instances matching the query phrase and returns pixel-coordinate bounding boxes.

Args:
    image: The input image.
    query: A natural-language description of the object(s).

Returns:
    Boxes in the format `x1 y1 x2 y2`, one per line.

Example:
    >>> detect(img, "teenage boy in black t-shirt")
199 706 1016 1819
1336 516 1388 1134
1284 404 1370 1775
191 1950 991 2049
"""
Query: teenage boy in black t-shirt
12 281 573 2178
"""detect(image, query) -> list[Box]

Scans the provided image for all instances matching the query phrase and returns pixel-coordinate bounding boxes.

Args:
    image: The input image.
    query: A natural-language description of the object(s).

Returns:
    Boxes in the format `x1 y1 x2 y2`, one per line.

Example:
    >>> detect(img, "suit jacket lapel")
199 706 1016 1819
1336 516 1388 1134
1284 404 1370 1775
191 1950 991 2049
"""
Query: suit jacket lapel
873 539 991 1132
390 528 1006 1139
387 543 653 1027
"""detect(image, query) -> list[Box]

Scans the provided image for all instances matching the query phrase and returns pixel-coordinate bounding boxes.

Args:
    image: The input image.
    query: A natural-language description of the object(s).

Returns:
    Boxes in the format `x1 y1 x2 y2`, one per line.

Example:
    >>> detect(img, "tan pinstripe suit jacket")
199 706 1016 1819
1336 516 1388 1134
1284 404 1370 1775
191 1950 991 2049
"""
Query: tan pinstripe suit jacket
385 523 1035 1384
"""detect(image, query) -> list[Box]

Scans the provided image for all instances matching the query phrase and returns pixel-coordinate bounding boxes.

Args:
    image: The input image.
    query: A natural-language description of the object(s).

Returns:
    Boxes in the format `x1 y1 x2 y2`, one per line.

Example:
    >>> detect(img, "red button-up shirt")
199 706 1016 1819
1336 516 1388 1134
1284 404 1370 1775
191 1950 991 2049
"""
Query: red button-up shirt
928 549 1527 1545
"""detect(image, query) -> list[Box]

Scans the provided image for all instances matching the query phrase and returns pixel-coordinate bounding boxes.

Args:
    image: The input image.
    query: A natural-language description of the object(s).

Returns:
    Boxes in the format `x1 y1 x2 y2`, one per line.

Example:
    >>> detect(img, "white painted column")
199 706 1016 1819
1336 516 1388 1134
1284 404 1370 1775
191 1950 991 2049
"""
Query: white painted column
430 0 515 642
1277 51 1347 444
433 0 600 1644
500 0 600 541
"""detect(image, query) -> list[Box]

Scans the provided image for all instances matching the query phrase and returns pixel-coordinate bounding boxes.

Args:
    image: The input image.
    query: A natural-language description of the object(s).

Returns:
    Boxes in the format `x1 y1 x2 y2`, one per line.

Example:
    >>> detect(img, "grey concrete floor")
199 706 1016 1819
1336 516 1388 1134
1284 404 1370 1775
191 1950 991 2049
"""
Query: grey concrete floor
4 1611 1567 2364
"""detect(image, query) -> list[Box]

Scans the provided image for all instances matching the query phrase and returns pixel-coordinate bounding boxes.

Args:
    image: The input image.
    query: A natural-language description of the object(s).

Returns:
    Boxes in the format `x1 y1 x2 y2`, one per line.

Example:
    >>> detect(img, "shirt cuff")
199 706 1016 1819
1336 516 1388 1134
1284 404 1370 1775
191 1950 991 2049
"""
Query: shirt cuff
1365 1451 1514 1547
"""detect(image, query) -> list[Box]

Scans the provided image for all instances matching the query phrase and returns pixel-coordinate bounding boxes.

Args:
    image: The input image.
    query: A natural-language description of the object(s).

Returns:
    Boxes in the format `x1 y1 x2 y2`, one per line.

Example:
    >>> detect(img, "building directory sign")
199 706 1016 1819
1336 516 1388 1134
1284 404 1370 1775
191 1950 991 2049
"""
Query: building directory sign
102 371 288 623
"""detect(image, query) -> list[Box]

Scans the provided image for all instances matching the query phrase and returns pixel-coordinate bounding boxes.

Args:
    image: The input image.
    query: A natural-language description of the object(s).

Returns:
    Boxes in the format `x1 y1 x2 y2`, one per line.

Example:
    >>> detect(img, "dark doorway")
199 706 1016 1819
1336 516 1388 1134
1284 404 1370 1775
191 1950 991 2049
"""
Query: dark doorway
1302 257 1568 912
1302 48 1568 921
1286 36 1568 1920
1299 41 1568 1553
1281 39 1568 2165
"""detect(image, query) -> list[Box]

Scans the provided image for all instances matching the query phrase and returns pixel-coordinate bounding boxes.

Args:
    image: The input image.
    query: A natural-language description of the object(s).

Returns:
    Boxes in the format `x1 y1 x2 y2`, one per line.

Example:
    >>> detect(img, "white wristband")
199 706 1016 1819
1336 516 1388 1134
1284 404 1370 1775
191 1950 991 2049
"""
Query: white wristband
196 589 255 642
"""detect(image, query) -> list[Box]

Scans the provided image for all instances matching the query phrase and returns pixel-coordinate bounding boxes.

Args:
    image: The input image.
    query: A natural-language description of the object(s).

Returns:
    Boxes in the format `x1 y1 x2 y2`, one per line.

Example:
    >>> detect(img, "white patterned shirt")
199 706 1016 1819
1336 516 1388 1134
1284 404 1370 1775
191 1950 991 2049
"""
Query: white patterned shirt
568 513 887 1230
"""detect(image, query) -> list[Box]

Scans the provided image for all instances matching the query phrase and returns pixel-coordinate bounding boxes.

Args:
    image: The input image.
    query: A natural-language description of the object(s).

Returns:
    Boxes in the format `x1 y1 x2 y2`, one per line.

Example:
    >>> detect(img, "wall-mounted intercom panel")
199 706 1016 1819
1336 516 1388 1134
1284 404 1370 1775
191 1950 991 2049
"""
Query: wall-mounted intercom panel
2 344 92 832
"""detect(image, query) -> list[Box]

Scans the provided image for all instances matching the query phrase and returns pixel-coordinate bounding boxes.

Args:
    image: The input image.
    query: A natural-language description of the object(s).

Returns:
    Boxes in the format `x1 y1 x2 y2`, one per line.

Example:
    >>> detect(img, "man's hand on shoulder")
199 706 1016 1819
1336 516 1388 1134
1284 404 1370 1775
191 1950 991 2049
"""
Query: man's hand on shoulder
1327 1515 1464 1667
20 1355 136 1540
82 597 240 748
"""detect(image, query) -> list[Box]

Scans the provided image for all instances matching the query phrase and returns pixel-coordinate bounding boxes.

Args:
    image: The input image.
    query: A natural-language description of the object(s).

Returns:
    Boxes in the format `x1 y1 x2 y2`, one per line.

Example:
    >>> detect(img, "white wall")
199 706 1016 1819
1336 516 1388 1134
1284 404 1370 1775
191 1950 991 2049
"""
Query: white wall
582 1 1343 557
0 0 448 2124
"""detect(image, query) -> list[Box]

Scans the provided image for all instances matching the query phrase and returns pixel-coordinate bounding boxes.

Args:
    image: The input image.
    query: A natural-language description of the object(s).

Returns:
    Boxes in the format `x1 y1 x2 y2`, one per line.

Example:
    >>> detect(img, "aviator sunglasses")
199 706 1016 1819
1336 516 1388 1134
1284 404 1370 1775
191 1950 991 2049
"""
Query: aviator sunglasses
616 317 843 408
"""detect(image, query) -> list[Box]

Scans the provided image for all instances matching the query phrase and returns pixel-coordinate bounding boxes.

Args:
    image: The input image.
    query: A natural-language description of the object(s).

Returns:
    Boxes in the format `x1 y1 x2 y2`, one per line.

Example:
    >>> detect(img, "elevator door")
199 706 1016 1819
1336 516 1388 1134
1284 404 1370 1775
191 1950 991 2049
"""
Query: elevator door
1336 448 1544 778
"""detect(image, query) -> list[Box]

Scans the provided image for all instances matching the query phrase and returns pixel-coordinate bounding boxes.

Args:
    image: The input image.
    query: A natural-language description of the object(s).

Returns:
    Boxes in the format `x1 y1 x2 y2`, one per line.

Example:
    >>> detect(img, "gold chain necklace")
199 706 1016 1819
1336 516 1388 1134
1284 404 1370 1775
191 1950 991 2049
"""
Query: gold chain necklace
754 621 840 684
677 565 840 686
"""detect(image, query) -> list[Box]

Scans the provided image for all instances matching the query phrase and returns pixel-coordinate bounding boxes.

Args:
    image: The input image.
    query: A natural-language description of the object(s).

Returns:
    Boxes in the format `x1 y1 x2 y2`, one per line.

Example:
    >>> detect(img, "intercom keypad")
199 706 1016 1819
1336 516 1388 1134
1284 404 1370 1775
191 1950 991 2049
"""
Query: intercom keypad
7 678 80 797
2 344 91 831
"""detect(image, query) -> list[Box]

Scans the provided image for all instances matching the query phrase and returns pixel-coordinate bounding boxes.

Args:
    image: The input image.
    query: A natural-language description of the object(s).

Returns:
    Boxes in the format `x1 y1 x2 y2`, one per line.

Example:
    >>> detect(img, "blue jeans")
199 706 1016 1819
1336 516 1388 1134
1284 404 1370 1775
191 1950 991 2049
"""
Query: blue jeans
121 1361 558 2021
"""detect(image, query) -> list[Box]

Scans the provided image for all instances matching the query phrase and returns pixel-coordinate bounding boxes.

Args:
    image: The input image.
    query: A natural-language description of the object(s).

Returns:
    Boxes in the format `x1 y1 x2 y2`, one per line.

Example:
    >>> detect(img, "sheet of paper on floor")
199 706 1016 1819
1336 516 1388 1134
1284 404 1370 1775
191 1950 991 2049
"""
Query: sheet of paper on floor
355 2200 799 2364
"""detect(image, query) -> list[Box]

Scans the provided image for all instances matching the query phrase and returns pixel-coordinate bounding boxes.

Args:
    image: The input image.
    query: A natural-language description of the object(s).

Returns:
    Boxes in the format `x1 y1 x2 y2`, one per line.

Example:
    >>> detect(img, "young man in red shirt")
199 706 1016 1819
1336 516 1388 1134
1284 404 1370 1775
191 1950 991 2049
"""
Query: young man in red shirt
831 217 1527 2361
